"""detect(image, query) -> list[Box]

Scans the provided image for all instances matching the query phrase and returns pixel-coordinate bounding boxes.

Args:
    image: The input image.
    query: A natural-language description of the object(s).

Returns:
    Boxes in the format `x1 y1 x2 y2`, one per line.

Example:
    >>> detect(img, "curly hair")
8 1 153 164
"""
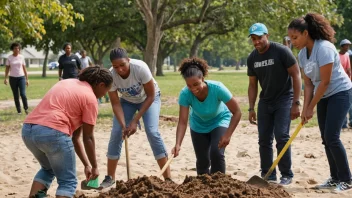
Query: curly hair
10 42 21 50
179 57 209 79
288 13 335 43
78 66 113 87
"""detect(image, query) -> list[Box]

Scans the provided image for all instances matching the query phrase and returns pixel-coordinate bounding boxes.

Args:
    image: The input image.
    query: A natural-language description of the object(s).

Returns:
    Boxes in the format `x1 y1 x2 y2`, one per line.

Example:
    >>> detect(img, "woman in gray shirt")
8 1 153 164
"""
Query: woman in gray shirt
288 13 352 192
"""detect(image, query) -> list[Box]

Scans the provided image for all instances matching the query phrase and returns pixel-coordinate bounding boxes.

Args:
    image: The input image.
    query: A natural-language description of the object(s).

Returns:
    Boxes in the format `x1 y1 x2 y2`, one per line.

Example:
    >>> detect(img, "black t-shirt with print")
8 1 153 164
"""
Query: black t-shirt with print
247 42 297 103
58 54 82 79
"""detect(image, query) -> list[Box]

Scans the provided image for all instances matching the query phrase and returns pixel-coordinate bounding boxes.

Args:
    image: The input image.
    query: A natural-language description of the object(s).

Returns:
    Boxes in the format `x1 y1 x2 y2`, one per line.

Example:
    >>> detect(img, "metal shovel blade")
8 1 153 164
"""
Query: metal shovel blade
246 123 304 188
246 175 269 188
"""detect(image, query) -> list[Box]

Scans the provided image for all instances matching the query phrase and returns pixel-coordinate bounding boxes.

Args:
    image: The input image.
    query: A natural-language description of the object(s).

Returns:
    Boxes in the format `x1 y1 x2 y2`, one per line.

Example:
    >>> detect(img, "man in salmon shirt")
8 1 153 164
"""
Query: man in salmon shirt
339 39 352 129
22 66 113 198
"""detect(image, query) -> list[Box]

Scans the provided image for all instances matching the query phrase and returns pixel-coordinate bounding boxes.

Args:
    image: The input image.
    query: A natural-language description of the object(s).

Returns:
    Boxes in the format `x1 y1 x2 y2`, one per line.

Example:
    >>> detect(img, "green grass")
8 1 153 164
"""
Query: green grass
0 66 45 72
0 71 318 127
0 74 58 100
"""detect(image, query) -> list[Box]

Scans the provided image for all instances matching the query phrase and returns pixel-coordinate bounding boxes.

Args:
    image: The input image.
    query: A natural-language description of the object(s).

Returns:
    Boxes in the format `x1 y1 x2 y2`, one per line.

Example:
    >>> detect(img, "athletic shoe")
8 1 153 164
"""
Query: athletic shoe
99 175 115 189
314 178 338 189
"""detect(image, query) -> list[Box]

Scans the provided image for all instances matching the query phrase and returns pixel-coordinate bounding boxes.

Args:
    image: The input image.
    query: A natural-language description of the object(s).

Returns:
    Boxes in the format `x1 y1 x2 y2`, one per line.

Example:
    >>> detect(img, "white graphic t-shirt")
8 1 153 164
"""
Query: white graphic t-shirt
109 59 160 103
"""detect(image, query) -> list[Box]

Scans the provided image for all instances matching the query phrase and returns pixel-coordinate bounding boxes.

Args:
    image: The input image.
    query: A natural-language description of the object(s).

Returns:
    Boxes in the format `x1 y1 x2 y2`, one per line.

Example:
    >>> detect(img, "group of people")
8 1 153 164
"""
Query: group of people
2 12 349 198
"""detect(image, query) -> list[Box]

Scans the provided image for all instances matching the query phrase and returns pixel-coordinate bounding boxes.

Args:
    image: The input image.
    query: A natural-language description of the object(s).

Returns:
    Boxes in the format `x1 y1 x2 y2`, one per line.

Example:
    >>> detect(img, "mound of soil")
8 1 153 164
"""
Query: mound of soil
77 173 291 198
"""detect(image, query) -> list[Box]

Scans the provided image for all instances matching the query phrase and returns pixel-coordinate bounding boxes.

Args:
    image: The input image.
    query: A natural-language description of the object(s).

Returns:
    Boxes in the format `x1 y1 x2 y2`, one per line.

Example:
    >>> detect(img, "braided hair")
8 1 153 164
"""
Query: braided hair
179 57 209 79
110 47 128 61
78 66 113 87
288 13 335 43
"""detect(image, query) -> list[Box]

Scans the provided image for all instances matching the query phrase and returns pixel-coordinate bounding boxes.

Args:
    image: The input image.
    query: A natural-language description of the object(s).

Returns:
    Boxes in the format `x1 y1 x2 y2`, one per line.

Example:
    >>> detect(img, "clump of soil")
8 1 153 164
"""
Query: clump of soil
77 172 291 198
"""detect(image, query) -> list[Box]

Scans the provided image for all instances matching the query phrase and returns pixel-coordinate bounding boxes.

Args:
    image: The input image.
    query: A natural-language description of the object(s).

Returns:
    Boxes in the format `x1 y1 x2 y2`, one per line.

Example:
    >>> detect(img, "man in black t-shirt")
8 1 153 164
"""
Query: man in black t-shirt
246 23 302 185
58 43 82 80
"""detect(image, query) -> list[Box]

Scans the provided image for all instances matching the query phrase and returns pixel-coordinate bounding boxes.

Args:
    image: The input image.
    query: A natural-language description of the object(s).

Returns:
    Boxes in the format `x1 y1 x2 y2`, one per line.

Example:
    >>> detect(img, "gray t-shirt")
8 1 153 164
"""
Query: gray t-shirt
109 59 160 103
298 40 352 98
80 56 92 69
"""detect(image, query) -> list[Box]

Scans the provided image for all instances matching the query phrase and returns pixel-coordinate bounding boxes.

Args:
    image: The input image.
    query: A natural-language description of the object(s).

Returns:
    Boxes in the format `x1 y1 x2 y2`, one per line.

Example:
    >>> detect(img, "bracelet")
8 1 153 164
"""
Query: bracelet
248 108 255 112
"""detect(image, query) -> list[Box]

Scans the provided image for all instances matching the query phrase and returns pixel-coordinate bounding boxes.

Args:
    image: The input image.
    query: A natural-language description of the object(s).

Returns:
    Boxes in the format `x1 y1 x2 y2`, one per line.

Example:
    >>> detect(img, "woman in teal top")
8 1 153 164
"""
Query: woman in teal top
171 58 242 175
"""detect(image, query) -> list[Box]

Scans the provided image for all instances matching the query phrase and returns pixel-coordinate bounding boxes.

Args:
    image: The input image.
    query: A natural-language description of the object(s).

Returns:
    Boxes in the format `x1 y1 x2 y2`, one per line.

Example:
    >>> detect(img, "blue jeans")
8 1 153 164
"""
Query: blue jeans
257 98 294 180
190 127 227 175
22 124 77 197
9 76 28 113
317 89 352 182
107 92 167 160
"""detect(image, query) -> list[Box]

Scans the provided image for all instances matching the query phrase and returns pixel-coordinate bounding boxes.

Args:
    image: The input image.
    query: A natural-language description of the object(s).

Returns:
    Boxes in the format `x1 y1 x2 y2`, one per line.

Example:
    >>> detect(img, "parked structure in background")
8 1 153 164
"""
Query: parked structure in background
0 46 57 67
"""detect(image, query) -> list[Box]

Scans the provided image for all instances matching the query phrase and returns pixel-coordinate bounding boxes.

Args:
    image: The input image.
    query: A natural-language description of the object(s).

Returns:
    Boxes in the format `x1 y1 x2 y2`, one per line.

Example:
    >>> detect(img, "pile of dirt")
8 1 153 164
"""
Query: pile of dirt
77 173 291 198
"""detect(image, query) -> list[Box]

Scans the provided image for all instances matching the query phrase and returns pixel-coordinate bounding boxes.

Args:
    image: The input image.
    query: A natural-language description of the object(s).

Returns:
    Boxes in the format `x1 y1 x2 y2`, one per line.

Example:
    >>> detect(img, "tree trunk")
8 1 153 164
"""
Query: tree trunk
144 29 162 76
42 47 49 77
96 59 103 67
189 35 202 58
235 60 241 70
156 50 165 76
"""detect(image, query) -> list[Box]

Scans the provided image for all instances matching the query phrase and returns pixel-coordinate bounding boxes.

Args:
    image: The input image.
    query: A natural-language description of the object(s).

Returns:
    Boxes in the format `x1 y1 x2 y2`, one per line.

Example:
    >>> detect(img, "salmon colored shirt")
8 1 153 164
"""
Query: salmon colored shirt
25 79 98 136
339 52 351 74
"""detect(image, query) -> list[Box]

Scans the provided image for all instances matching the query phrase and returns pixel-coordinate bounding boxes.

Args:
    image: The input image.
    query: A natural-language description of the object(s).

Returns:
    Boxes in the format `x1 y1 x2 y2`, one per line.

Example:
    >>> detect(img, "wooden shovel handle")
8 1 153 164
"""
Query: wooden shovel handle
125 137 131 180
158 154 174 178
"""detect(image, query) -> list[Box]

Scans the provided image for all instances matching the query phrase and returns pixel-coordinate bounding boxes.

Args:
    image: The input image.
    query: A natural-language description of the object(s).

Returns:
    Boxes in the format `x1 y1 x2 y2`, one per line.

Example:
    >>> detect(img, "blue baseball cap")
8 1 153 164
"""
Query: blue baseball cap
248 23 268 37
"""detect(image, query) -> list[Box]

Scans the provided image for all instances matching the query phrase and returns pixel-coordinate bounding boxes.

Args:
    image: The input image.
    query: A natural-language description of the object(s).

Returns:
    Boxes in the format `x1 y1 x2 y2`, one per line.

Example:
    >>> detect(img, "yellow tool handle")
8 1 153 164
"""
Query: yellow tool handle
264 122 303 180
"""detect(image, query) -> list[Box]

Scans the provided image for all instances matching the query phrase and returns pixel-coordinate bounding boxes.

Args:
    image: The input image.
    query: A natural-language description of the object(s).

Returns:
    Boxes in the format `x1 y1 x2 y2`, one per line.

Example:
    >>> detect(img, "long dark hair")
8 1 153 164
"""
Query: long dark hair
288 13 335 42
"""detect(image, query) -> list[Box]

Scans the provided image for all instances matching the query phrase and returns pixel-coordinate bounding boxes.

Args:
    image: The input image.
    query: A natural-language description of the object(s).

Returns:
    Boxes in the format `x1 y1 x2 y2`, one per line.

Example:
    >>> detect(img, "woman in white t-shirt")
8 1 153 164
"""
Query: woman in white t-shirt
99 48 171 189
3 42 29 114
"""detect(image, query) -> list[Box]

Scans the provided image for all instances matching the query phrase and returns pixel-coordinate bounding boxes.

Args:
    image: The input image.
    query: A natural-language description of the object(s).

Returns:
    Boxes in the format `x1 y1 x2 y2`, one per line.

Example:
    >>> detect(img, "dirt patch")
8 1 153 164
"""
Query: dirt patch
76 173 291 198
159 115 178 122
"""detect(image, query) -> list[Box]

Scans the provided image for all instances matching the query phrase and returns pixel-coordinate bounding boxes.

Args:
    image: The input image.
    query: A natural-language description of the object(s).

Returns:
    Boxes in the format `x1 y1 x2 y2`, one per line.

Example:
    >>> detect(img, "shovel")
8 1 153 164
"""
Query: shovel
158 154 174 178
125 136 131 180
247 122 304 188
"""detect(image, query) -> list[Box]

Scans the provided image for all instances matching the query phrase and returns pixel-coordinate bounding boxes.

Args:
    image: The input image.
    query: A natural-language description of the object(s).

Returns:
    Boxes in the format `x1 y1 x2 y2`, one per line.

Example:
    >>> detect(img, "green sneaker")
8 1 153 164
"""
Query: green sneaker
34 189 47 198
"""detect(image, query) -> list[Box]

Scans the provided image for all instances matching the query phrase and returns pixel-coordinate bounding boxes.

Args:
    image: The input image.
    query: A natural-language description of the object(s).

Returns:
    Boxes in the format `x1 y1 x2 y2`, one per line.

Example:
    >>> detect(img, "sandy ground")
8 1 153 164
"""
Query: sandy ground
1 112 352 198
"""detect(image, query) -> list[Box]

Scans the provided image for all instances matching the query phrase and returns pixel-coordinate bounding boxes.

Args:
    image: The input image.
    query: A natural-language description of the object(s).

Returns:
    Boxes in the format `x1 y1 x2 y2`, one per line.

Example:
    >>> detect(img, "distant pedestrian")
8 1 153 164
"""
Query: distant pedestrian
3 42 29 115
80 50 93 70
339 39 352 129
58 43 82 80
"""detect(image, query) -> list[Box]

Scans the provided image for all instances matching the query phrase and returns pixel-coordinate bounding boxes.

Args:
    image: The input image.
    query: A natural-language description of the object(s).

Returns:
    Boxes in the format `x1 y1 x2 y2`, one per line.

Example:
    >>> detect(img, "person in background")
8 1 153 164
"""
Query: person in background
97 63 110 104
339 39 352 129
3 42 29 115
23 66 113 198
80 50 93 70
58 43 82 80
288 13 352 192
171 57 242 175
247 23 302 185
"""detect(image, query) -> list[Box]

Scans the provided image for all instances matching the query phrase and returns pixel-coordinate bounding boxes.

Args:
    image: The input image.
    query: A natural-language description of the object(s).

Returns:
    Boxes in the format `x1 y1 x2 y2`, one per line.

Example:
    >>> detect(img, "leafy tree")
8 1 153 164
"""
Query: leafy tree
333 0 352 45
1 0 83 76
0 0 83 40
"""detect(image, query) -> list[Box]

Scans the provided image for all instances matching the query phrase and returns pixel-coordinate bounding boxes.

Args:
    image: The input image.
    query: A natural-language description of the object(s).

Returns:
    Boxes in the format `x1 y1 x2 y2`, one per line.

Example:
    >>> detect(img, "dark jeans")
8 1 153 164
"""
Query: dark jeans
9 76 28 113
190 127 227 175
258 99 293 180
317 89 352 182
